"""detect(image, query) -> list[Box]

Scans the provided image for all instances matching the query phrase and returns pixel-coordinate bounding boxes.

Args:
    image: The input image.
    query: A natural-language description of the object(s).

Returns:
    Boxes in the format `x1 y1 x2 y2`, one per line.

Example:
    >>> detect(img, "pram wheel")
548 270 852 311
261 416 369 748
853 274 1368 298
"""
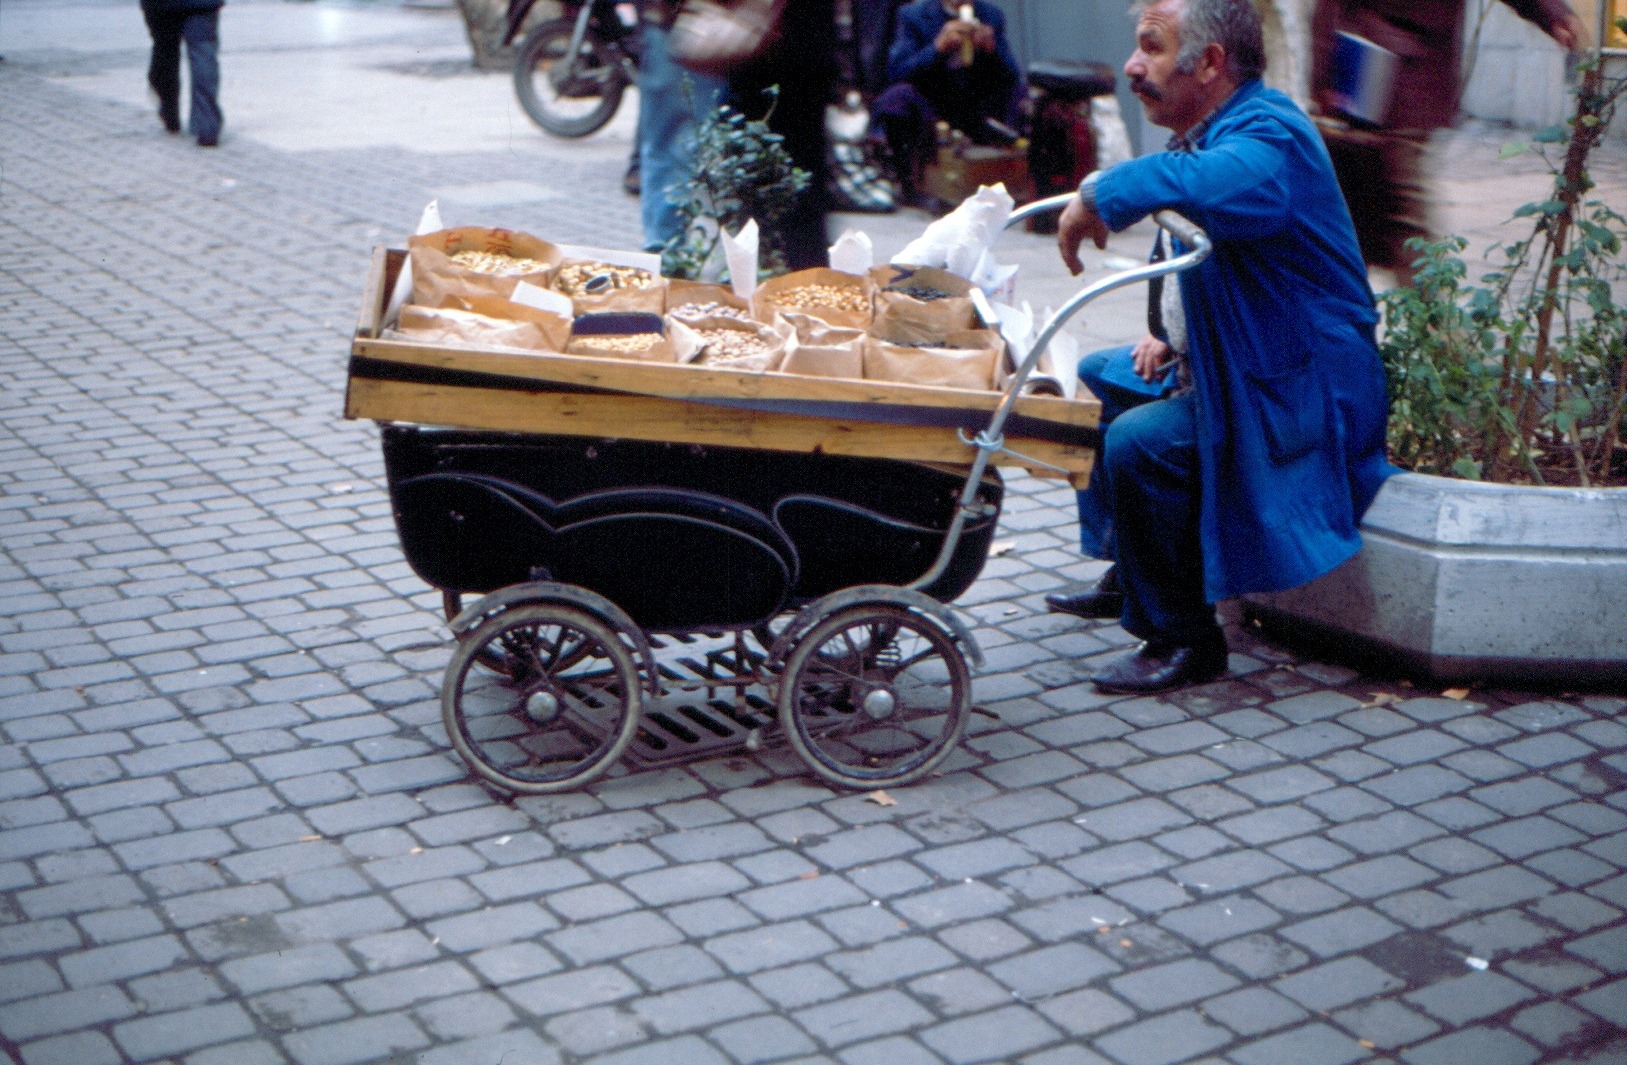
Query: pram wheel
778 603 970 789
443 602 641 793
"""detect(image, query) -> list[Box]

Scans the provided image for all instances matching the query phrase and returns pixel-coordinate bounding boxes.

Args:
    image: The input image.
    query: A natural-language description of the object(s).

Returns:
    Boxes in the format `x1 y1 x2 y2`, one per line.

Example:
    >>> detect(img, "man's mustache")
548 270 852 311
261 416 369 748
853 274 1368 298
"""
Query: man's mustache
1130 76 1163 100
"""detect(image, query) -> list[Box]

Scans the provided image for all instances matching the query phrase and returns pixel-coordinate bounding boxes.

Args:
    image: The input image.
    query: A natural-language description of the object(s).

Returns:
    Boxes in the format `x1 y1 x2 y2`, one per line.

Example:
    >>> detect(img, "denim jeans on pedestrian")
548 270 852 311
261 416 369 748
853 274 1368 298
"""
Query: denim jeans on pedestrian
143 8 222 143
1094 390 1220 646
1074 344 1176 559
637 25 723 252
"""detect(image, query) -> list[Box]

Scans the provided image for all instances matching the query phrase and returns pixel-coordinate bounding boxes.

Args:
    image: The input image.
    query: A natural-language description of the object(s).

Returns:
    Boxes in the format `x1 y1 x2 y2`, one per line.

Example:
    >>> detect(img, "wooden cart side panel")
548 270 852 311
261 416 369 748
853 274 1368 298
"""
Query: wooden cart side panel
349 336 1100 431
347 377 1096 485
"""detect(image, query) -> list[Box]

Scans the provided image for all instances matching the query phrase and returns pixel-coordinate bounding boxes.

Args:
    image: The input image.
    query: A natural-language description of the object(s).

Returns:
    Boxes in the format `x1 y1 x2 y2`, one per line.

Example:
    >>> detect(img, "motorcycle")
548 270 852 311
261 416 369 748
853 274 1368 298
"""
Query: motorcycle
506 0 643 138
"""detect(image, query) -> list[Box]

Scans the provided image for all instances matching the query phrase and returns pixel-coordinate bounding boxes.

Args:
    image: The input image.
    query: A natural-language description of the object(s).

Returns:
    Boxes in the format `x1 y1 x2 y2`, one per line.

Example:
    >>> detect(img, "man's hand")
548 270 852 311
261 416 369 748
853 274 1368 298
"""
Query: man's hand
934 20 971 54
971 23 996 52
1131 335 1174 382
1057 194 1109 275
1549 11 1589 50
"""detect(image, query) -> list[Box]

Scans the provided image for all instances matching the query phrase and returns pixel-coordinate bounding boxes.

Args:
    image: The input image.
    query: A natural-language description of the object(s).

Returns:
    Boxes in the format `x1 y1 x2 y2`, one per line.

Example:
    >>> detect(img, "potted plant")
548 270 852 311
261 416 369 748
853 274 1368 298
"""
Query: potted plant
662 89 811 281
1243 35 1627 688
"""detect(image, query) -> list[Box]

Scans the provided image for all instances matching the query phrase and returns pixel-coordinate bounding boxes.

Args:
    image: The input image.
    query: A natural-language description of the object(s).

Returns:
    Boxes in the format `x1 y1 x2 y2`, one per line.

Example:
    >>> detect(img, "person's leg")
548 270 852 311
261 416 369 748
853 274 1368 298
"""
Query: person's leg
1091 392 1226 692
869 83 937 207
180 10 222 145
637 24 722 252
143 7 183 133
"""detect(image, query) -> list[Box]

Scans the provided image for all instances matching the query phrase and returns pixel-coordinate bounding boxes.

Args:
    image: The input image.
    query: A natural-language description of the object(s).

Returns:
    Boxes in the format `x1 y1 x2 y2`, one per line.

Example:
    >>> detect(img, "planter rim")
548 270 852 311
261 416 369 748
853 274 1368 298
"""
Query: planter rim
1385 470 1627 500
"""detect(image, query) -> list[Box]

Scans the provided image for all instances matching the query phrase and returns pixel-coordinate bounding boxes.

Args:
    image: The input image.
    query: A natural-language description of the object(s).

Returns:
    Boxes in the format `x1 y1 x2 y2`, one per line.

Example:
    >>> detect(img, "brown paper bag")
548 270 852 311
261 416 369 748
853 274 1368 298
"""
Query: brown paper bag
752 268 874 330
553 258 667 316
869 265 978 345
451 294 572 351
408 227 561 308
777 312 865 379
863 329 1005 390
669 317 786 373
392 304 562 354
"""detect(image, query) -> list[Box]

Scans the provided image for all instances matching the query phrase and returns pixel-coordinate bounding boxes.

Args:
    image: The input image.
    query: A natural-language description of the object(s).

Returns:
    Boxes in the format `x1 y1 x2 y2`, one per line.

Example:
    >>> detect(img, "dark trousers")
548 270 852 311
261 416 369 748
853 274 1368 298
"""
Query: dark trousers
1074 344 1173 560
143 7 222 142
869 82 939 198
1094 391 1220 646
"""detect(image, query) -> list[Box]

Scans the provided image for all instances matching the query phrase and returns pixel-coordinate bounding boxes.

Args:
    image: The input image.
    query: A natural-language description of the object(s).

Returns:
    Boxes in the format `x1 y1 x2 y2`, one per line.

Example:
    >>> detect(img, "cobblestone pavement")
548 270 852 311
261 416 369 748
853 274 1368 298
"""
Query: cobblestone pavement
3 3 1626 1064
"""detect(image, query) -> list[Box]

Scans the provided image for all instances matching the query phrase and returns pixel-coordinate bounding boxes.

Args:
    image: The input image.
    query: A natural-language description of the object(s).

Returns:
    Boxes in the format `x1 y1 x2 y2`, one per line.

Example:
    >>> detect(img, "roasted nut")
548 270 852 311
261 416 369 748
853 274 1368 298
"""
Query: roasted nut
768 283 869 314
554 262 656 296
448 250 553 275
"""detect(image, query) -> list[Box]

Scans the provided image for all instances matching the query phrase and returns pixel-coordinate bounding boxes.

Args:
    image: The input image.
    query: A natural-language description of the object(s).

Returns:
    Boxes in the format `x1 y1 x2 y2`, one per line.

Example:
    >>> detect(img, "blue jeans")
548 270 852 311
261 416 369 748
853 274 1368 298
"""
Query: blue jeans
1095 391 1219 646
637 25 723 251
1074 345 1176 559
143 7 222 142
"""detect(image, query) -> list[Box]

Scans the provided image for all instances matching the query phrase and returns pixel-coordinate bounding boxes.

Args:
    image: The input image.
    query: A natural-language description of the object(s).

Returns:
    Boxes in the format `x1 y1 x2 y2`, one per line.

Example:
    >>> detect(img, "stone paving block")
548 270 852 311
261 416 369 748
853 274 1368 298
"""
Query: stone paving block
111 1001 256 1061
825 935 958 989
1090 1008 1232 1065
985 941 1119 1000
468 857 593 903
422 901 558 953
1573 974 1627 1028
664 897 760 939
16 1030 124 1065
1157 896 1282 947
1225 1021 1369 1065
344 959 480 1013
707 920 841 975
1396 1024 1543 1065
0 985 137 1042
918 1003 1063 1064
794 988 935 1048
219 943 358 996
1076 796 1192 841
279 1012 432 1065
249 984 355 1032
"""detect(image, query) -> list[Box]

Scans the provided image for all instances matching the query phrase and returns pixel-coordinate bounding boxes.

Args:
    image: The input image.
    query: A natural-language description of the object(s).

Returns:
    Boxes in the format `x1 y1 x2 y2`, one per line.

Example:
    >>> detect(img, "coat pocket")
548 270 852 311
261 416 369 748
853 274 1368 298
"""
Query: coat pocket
1247 367 1327 465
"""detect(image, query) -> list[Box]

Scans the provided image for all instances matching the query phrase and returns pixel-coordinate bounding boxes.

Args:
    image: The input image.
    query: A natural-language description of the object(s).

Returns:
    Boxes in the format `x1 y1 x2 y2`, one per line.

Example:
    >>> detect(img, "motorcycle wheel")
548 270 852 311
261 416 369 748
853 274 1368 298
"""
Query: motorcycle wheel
513 18 627 138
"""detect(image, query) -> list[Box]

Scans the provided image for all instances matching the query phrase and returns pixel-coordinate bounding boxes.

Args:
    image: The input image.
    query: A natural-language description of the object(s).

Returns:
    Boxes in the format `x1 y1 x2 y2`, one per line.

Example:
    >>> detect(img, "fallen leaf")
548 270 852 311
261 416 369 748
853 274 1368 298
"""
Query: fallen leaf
799 871 820 880
1443 687 1471 700
1119 939 1133 948
865 790 897 807
300 835 323 843
988 540 1017 557
410 847 424 855
1363 692 1401 707
1358 1040 1376 1050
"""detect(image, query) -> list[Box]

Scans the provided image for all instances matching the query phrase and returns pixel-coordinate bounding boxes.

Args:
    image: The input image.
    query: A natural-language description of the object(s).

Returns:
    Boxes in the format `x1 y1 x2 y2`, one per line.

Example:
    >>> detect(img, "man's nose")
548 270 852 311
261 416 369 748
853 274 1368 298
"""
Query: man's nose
1124 53 1142 80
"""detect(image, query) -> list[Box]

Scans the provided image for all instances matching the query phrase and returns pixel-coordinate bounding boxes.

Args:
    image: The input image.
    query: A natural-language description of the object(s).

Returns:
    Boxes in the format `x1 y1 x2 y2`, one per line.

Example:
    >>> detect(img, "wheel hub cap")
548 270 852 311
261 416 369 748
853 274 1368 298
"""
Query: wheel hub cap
861 688 896 719
525 690 561 724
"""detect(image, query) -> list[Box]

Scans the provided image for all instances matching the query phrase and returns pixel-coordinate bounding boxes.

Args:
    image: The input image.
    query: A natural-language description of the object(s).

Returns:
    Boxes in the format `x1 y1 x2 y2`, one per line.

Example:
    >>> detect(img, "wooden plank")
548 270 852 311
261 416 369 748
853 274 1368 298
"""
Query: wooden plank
351 335 1099 430
356 247 392 341
346 377 1095 483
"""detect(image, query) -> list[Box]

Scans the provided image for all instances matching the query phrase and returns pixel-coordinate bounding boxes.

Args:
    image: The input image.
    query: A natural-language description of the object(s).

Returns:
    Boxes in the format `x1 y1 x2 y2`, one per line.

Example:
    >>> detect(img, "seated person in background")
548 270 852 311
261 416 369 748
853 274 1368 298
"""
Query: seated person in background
870 0 1024 210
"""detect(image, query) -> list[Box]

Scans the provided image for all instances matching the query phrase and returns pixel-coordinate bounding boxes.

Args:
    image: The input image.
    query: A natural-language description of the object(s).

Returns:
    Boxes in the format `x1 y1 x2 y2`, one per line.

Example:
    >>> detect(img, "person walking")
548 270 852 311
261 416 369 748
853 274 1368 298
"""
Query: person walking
1309 0 1585 283
141 0 225 147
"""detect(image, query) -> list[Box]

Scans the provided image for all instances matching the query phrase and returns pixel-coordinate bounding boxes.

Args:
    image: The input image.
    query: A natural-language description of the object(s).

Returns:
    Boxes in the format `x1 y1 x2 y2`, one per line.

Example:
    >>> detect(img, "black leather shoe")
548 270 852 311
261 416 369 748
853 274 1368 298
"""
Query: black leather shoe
1091 634 1228 694
1045 567 1123 620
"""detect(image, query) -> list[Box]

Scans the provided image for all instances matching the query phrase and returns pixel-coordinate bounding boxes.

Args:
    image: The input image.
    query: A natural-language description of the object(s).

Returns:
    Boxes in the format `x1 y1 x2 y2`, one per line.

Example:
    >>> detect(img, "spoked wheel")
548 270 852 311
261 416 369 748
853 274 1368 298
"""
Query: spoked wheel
512 19 627 138
443 603 641 793
778 604 971 789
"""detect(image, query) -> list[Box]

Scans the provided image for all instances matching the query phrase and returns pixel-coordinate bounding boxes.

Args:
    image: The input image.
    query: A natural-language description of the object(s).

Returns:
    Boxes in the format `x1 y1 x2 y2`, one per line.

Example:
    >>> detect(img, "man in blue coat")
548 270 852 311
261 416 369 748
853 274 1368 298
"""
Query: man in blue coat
141 0 225 147
871 0 1024 210
1054 0 1394 694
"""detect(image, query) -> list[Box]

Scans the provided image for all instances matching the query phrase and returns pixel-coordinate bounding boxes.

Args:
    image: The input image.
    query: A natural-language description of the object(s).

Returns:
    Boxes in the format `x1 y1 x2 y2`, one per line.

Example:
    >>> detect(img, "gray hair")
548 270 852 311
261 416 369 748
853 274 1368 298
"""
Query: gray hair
1134 0 1266 82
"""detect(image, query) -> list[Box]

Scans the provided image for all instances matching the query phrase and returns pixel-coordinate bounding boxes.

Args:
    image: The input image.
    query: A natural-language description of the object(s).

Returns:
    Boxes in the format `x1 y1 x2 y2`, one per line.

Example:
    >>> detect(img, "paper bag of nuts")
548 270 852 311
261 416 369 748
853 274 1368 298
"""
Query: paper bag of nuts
863 329 1005 391
565 312 678 362
868 265 978 346
777 312 866 379
392 302 567 354
667 280 754 324
669 316 786 373
408 227 561 308
553 258 666 316
752 268 874 330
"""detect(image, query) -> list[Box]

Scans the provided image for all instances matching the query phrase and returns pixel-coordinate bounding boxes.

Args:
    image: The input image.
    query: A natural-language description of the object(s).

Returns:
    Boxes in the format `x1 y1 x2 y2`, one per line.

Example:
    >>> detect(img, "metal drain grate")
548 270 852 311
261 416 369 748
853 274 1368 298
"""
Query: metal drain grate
623 632 781 768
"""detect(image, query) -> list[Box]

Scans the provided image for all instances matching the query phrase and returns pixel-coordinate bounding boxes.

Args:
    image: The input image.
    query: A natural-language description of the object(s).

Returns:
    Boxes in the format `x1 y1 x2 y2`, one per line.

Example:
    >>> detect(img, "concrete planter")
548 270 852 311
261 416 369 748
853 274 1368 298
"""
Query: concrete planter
1241 472 1627 688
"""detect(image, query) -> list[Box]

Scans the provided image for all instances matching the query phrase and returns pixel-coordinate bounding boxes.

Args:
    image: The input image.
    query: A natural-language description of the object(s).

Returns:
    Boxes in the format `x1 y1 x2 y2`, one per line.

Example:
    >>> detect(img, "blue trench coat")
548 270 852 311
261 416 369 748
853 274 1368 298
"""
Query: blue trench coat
1092 78 1396 603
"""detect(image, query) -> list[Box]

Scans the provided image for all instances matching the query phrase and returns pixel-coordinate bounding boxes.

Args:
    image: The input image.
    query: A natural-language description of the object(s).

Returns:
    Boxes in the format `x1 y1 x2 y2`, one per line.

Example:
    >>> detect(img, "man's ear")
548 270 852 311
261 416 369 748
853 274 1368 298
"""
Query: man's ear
1196 41 1227 84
